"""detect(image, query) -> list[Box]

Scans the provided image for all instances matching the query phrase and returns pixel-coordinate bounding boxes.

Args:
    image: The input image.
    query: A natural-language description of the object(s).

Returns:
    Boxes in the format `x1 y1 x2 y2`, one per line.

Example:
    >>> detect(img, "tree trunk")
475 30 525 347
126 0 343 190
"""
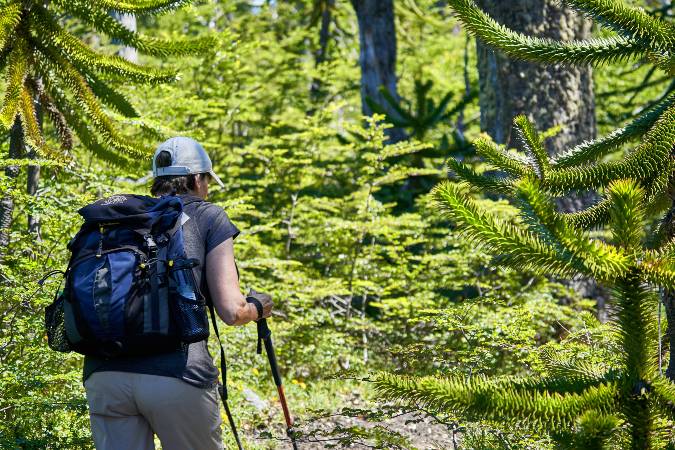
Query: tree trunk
111 12 138 63
350 0 406 142
666 283 675 381
475 0 596 179
27 81 43 238
0 120 25 274
310 0 335 103
663 177 675 379
475 0 601 301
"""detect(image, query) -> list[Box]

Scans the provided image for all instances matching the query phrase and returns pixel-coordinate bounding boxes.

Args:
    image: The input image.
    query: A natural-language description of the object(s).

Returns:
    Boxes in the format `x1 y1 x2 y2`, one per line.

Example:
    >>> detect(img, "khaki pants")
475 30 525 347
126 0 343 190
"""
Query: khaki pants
85 371 223 450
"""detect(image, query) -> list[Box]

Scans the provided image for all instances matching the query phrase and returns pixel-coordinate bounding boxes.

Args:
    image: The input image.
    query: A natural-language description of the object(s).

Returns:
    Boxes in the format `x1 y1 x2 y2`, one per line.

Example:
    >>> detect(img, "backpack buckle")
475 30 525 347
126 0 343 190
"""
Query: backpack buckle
144 235 157 255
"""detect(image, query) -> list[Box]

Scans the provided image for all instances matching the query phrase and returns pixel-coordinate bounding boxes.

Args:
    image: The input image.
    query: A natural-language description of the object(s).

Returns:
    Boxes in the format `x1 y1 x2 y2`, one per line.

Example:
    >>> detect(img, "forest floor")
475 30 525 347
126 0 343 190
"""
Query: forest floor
248 390 456 449
301 409 456 449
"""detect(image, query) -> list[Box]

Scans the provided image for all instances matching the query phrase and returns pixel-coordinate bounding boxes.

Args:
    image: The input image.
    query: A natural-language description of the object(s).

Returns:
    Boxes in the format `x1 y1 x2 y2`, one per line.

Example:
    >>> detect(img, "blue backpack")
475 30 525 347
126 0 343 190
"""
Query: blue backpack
45 194 209 358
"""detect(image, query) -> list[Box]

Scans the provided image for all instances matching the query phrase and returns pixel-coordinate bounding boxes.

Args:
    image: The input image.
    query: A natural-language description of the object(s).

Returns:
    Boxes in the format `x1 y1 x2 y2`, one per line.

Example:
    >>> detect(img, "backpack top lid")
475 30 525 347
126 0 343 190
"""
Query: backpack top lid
78 194 183 235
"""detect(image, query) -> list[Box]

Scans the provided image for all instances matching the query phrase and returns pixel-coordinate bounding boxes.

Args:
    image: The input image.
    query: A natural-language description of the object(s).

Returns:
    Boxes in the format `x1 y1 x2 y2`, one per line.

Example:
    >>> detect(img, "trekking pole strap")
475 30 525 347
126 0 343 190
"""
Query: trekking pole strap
246 296 264 320
255 318 271 355
207 301 243 450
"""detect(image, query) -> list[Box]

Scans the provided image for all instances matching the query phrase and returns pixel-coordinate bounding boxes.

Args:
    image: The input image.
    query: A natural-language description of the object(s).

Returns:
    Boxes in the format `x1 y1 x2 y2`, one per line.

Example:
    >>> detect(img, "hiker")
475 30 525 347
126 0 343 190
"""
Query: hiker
82 137 273 450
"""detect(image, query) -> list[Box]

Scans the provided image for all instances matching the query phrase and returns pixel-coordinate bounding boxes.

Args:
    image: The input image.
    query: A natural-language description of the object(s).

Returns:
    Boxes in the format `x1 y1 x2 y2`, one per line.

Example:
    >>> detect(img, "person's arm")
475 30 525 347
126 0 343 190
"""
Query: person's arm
205 237 257 326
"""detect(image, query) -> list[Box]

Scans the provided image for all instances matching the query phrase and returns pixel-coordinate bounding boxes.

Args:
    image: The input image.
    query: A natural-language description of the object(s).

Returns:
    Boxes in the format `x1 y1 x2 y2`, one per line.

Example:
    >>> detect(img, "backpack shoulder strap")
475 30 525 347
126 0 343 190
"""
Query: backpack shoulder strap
182 195 242 448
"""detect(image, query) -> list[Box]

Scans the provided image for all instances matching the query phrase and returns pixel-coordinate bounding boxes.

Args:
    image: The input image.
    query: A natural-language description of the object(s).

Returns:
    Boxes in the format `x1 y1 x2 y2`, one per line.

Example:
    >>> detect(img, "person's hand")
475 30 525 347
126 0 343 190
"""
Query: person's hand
246 289 273 320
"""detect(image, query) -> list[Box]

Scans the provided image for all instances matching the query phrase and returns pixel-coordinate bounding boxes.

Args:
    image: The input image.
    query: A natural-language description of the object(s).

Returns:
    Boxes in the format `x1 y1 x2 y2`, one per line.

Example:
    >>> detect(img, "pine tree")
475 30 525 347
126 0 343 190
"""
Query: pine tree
374 0 675 447
0 0 213 164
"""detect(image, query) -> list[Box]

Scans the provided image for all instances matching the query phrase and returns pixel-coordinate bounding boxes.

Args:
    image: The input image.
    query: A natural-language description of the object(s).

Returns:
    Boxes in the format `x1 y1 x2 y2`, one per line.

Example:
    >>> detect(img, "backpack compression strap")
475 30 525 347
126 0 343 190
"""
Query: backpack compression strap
207 300 244 450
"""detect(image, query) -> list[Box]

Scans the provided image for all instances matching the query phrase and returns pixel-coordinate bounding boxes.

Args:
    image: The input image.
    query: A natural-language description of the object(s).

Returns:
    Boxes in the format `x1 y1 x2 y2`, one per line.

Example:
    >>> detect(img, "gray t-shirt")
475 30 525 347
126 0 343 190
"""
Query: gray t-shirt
82 195 240 388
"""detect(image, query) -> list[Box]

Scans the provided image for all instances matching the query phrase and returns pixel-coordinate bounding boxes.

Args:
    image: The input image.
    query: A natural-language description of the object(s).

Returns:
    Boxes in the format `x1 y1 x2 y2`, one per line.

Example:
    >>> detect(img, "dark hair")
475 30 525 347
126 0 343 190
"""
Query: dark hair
151 150 206 196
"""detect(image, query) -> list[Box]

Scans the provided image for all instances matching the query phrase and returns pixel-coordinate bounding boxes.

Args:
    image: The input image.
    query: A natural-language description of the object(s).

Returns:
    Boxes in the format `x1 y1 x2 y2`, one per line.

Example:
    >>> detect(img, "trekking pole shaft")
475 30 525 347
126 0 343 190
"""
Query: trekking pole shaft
277 385 293 428
259 321 291 424
262 333 283 387
278 384 299 449
257 318 299 448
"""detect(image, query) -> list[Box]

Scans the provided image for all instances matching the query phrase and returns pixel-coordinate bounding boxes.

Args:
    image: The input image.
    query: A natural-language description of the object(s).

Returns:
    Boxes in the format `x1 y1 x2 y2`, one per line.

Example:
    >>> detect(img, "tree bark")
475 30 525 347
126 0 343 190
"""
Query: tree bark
310 0 335 103
475 0 601 301
475 0 596 191
663 174 675 380
350 0 406 142
111 12 138 63
0 120 25 273
27 81 43 238
666 279 675 380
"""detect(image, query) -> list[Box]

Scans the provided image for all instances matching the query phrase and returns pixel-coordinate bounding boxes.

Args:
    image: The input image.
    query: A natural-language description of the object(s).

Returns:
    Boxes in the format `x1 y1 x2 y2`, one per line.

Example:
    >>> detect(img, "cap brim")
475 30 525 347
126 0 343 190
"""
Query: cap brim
209 169 225 188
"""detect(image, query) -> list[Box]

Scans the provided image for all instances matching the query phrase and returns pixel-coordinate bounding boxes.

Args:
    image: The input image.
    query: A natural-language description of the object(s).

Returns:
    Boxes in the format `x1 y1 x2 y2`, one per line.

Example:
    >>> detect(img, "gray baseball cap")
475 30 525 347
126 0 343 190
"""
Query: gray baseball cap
152 136 224 188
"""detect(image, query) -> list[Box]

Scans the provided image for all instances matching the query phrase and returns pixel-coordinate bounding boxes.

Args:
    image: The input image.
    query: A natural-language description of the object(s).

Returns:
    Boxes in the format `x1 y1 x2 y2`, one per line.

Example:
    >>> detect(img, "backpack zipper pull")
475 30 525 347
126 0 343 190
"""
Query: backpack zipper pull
96 226 104 257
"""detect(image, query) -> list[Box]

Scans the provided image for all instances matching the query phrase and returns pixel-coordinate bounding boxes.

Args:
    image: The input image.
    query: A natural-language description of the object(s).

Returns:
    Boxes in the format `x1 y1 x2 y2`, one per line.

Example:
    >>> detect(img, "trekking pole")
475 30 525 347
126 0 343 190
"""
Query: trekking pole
255 318 299 450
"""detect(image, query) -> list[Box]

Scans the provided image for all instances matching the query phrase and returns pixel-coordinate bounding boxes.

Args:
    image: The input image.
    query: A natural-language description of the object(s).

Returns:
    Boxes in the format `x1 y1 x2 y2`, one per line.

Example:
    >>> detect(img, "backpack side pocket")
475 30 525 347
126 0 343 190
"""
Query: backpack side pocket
169 258 209 343
45 292 73 353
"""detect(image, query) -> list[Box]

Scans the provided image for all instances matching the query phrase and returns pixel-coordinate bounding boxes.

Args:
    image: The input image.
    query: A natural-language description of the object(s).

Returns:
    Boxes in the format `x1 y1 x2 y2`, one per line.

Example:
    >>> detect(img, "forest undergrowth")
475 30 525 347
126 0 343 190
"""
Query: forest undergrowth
0 0 671 448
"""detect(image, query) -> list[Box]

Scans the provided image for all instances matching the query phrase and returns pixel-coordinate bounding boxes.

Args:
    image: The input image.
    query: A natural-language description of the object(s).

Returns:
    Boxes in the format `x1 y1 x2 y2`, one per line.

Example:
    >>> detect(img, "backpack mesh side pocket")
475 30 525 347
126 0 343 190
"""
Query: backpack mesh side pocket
169 259 209 343
45 293 73 352
175 294 209 343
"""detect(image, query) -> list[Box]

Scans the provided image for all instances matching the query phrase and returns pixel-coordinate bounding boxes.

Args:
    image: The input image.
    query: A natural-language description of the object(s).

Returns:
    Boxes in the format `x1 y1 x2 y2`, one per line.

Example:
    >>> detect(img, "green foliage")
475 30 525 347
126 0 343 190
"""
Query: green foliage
375 1 675 447
553 93 674 169
2 0 671 448
366 78 477 141
375 372 620 433
0 0 212 163
561 0 675 49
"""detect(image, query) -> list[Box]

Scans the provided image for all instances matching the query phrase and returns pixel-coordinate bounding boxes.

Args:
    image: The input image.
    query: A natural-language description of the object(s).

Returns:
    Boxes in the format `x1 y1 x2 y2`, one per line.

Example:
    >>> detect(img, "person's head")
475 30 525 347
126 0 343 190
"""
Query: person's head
150 137 224 199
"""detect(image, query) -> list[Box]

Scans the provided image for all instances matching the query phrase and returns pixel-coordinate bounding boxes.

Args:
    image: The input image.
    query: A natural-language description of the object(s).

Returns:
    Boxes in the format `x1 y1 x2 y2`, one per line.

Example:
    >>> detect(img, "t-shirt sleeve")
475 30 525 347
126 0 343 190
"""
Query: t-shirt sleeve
200 204 240 254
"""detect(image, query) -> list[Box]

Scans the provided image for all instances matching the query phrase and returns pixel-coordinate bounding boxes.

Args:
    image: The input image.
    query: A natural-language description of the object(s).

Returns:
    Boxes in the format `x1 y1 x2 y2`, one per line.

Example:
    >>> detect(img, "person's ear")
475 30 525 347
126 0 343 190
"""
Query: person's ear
199 173 209 198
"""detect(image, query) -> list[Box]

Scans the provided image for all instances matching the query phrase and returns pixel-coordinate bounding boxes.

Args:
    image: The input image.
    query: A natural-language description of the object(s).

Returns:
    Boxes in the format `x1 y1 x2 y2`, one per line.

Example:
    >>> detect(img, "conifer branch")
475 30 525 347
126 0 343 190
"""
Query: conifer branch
552 93 675 169
0 1 22 55
568 411 619 450
0 39 28 128
446 158 514 195
515 177 631 280
32 45 149 157
374 372 619 432
25 77 73 151
446 0 645 66
473 134 532 177
560 0 675 51
0 0 202 164
640 257 675 292
82 71 139 118
608 179 645 256
514 115 549 180
544 105 675 194
91 0 192 14
650 377 675 420
18 85 43 152
611 272 658 379
30 8 177 84
433 181 583 277
55 0 216 57
44 81 133 167
560 198 611 230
